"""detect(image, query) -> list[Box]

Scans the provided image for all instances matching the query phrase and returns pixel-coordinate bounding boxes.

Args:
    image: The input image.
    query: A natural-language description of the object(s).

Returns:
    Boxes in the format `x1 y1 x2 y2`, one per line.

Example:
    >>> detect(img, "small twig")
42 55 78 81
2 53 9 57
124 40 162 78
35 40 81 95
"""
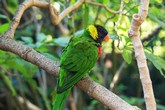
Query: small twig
114 25 121 48
17 96 41 110
18 14 35 29
59 0 84 23
124 5 138 16
69 93 77 110
94 7 102 24
2 0 11 15
85 1 120 14
114 1 124 48
0 9 10 18
16 72 29 110
141 26 162 43
104 15 116 25
57 23 69 35
110 61 126 92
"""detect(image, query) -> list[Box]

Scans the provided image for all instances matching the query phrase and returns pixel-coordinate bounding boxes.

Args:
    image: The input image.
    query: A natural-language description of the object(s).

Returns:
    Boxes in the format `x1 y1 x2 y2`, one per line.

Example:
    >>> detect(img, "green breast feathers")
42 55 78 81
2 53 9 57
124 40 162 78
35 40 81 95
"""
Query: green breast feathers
58 36 98 93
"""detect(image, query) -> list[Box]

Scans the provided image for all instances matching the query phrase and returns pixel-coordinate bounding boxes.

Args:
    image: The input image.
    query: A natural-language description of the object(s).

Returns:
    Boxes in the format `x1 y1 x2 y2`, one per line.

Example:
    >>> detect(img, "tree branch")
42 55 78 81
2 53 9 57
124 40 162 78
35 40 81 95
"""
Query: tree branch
128 0 156 109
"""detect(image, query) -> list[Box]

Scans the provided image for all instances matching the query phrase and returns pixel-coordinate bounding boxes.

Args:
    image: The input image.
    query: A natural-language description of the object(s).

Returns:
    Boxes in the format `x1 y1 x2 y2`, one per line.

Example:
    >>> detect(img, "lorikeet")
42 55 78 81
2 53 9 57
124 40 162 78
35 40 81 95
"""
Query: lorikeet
53 25 110 110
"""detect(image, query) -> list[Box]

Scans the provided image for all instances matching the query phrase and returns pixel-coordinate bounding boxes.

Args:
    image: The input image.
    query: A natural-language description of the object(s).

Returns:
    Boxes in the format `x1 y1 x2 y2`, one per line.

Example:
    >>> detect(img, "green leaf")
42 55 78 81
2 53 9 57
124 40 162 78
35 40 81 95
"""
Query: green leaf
43 52 59 61
36 33 47 42
122 48 132 64
16 58 38 78
122 0 130 3
156 0 163 4
0 23 10 34
157 104 165 110
35 42 43 48
120 95 144 105
75 30 84 36
110 34 118 40
37 88 51 110
0 14 10 22
21 36 33 44
15 24 34 37
0 73 17 96
103 0 109 4
7 0 18 14
124 36 131 45
27 79 38 89
148 7 165 29
4 57 38 78
54 37 70 47
83 5 89 28
0 50 7 63
145 52 165 77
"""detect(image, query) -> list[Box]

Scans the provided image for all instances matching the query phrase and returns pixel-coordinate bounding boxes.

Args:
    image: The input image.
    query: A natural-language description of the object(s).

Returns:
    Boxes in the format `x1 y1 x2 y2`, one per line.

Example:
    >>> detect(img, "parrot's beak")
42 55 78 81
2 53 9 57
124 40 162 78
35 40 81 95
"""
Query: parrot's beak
103 35 110 42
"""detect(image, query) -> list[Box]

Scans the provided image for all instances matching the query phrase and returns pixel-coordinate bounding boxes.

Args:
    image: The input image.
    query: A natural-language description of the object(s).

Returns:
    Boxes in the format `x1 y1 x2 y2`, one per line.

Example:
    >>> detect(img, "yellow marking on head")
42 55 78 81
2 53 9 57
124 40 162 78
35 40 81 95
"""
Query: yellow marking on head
88 25 98 40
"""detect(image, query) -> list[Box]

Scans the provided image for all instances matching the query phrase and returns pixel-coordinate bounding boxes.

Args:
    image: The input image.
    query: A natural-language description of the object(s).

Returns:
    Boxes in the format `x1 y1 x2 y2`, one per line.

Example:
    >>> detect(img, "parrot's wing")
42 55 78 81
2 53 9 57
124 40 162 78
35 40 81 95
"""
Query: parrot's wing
57 39 98 93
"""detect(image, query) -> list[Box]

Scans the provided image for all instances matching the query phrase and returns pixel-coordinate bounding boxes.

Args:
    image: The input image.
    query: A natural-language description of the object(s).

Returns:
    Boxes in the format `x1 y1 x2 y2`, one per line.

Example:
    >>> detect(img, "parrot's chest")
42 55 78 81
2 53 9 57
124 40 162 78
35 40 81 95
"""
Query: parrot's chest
97 46 102 59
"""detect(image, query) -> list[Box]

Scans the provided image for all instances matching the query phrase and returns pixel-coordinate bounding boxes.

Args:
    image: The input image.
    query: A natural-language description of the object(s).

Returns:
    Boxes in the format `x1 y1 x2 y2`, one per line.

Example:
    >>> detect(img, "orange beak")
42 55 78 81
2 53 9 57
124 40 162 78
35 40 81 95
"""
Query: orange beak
103 35 110 42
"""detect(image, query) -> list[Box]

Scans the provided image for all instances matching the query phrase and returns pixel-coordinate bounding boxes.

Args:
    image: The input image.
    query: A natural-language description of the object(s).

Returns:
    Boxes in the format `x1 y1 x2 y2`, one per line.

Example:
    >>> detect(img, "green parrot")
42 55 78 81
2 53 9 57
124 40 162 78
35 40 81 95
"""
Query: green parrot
53 25 110 110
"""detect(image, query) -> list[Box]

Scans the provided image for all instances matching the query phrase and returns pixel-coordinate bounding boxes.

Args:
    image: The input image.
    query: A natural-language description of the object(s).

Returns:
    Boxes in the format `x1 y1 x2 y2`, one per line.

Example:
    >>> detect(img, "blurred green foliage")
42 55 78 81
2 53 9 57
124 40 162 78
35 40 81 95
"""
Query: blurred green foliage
0 0 165 110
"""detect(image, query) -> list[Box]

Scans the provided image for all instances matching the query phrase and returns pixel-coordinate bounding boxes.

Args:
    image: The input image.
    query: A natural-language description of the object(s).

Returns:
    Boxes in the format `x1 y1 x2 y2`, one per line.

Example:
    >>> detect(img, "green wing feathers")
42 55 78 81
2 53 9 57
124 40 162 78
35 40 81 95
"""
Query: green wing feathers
53 36 98 110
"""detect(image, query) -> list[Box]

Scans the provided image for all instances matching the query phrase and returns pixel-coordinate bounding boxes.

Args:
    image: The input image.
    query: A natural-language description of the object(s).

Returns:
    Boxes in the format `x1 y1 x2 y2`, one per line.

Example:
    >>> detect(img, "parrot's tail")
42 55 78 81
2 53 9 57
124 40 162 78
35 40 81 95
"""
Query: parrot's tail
52 88 71 110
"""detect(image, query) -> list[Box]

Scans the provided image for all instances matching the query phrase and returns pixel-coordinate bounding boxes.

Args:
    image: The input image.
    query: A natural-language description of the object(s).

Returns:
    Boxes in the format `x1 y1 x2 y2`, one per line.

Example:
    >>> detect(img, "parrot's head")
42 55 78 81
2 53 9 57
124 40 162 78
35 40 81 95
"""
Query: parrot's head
87 25 110 44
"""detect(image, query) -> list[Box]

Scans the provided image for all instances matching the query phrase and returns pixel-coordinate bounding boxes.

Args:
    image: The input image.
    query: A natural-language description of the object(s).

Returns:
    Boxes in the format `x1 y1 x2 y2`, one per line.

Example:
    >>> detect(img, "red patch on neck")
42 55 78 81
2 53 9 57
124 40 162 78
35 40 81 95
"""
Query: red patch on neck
98 46 102 59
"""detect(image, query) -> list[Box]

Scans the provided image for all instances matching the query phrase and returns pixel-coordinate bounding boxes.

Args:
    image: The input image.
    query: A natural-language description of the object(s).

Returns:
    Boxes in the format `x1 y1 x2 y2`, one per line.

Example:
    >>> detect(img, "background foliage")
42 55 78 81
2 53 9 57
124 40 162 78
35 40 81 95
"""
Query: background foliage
0 0 165 110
